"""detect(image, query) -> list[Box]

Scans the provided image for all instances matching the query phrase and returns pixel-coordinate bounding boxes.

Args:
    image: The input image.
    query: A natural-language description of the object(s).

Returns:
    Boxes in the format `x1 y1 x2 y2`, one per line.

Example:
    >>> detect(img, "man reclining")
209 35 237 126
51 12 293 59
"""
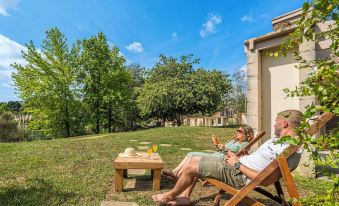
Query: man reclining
152 109 303 205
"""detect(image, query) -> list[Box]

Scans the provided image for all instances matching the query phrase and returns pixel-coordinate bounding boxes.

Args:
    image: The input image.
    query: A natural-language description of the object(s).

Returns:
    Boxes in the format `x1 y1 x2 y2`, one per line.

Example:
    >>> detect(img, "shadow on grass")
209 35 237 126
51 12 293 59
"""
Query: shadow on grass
0 179 78 206
123 175 176 192
191 192 280 206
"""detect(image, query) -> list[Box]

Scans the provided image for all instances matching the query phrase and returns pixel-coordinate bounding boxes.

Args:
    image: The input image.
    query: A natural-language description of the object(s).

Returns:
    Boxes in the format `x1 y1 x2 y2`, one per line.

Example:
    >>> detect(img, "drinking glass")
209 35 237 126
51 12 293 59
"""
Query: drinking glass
152 145 158 153
147 148 153 157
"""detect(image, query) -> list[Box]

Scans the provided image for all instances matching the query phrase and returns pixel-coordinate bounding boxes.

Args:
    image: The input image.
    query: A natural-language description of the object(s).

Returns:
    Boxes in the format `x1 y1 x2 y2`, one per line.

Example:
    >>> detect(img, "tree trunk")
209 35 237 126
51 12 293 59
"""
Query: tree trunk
65 104 70 137
176 113 181 126
107 104 113 133
95 99 100 134
63 92 71 137
95 72 101 134
162 117 166 127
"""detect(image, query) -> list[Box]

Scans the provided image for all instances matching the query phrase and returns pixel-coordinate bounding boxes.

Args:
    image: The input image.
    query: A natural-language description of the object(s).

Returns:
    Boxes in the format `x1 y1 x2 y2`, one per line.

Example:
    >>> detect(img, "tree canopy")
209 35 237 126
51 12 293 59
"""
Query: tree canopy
12 28 80 137
12 28 132 138
77 32 131 133
137 54 232 124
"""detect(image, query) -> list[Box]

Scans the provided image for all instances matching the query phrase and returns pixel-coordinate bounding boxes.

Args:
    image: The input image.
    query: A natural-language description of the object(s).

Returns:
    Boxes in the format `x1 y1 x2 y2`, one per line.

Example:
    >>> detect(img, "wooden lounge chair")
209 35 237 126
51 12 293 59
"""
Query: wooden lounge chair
236 131 266 156
200 131 266 187
205 112 333 206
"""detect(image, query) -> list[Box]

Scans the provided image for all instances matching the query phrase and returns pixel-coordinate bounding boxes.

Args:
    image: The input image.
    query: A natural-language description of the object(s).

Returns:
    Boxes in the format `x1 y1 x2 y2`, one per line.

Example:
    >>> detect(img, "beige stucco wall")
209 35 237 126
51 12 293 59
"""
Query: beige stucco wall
244 12 333 175
261 49 299 139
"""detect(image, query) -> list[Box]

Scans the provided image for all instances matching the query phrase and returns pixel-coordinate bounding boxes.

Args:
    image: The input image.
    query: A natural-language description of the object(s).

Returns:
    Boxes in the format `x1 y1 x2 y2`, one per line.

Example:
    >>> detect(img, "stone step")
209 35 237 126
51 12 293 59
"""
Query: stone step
137 146 150 150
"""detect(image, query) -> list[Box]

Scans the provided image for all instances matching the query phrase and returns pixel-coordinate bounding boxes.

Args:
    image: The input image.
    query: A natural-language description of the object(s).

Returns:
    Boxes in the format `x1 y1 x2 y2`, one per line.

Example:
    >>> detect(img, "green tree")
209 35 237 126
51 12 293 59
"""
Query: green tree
104 46 131 133
125 63 146 130
0 102 9 114
232 68 246 113
79 32 131 133
190 69 232 114
7 101 22 113
12 27 81 138
137 54 232 125
280 0 338 204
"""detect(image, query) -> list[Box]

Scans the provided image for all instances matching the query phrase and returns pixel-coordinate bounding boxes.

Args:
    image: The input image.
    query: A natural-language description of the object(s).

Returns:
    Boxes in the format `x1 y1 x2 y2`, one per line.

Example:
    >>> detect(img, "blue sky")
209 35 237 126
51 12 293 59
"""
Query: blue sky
0 0 305 101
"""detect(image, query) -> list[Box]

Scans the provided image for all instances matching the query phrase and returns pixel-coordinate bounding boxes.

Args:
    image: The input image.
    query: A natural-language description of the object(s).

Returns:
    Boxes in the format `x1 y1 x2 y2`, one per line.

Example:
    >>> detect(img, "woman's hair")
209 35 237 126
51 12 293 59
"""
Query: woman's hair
238 124 254 142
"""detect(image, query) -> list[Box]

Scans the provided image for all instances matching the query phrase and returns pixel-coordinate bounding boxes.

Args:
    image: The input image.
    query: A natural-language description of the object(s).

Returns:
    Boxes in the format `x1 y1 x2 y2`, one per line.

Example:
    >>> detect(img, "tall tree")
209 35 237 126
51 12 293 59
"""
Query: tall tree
104 46 131 133
79 32 131 133
12 28 80 138
232 68 246 113
125 63 146 130
137 54 232 125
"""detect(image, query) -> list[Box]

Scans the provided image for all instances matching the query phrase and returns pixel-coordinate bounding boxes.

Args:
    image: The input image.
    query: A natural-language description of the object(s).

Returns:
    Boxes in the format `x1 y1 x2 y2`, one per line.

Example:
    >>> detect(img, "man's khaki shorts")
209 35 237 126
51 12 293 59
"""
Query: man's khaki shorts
199 156 246 189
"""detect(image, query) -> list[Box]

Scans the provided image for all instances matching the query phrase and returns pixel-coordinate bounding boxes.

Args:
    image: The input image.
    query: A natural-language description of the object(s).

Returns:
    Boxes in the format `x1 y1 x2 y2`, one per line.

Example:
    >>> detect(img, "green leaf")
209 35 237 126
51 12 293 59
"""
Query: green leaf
303 2 309 12
332 12 338 21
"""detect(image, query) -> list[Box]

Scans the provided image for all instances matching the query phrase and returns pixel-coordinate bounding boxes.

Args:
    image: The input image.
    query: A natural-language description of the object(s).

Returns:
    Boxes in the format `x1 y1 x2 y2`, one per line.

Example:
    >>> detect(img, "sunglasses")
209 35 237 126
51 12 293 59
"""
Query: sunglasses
237 129 244 133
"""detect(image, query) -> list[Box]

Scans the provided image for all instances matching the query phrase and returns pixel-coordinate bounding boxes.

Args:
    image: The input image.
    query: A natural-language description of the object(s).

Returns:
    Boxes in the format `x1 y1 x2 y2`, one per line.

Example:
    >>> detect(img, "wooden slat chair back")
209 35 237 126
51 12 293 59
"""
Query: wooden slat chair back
260 147 302 187
206 112 333 206
260 112 333 188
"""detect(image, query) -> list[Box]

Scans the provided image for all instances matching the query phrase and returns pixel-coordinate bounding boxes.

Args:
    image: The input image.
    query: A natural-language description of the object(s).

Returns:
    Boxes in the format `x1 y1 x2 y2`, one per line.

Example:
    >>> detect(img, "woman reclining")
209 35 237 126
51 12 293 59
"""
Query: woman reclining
163 124 254 179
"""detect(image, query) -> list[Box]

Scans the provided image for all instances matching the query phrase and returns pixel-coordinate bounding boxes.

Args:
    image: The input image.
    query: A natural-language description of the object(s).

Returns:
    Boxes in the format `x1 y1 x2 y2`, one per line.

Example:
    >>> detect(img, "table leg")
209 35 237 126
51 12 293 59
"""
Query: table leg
152 169 161 191
115 169 123 192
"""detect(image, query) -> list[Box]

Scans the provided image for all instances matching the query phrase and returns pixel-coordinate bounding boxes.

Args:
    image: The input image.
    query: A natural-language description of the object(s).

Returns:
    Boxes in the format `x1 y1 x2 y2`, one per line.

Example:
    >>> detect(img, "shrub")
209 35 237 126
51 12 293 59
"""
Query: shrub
0 112 19 142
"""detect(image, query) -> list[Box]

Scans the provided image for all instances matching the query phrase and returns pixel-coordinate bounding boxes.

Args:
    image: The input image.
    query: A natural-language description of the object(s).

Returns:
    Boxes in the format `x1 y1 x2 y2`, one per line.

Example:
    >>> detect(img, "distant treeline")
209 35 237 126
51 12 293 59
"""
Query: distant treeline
4 27 245 141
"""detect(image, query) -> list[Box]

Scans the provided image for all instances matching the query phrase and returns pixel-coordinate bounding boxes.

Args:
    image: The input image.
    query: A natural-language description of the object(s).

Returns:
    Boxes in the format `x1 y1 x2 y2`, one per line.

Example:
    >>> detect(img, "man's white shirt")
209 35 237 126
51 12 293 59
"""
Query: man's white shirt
239 137 290 183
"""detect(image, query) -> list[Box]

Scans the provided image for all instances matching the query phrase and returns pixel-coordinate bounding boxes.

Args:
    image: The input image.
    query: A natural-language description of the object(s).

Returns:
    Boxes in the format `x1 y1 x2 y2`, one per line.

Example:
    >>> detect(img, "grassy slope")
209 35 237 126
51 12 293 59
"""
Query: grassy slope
0 127 331 206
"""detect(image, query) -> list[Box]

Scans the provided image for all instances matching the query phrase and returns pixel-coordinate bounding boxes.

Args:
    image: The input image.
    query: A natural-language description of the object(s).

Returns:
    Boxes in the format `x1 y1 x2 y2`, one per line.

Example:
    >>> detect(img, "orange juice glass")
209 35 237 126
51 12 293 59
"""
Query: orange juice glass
147 148 153 157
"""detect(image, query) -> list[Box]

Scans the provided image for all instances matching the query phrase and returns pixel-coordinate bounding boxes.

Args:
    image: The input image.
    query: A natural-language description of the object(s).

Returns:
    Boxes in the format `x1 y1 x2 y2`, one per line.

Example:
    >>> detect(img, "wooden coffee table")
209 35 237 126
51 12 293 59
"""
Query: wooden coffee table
113 153 164 192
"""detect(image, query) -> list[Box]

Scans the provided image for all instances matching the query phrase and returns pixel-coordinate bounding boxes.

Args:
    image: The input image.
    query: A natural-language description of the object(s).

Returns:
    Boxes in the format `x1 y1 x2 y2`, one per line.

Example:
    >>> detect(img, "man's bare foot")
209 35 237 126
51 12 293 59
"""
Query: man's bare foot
151 193 175 204
167 196 190 206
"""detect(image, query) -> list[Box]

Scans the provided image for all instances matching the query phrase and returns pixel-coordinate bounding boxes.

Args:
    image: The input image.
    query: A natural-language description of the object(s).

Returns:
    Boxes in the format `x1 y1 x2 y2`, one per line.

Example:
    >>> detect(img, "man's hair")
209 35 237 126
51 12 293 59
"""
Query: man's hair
277 110 304 128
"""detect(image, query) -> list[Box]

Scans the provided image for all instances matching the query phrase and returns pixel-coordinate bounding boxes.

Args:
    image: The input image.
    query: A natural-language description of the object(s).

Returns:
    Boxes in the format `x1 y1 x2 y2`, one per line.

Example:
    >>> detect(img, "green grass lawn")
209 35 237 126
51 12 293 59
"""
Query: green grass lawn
0 127 332 206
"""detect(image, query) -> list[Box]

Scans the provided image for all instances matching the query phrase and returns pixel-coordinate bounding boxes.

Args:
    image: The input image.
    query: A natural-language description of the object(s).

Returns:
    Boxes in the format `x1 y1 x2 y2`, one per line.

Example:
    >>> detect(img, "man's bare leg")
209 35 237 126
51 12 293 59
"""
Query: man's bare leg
152 156 201 203
180 177 198 197
166 177 198 205
172 156 191 176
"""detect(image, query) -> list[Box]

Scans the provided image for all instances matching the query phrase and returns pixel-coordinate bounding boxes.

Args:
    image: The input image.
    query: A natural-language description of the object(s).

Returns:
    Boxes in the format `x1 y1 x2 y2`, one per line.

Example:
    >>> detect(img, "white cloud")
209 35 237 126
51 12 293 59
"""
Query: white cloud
200 14 222 38
0 0 20 16
0 34 26 80
125 42 144 53
172 32 178 38
241 15 255 23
